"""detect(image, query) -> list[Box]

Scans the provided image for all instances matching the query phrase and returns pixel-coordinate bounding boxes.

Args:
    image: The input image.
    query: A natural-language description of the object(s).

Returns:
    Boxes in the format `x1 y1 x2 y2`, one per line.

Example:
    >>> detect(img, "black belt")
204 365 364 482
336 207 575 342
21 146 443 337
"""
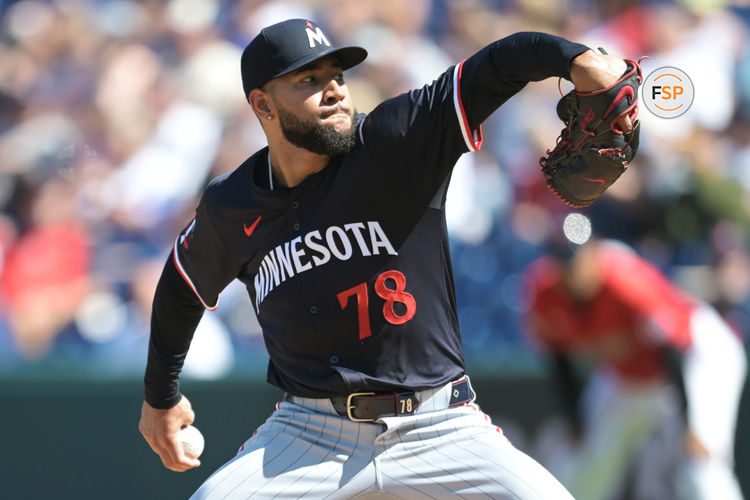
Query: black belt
330 377 475 422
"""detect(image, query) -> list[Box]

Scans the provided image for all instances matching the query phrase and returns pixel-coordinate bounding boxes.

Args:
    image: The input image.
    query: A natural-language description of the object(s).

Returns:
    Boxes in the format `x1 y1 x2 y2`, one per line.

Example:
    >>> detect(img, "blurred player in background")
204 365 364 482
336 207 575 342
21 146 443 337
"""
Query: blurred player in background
524 236 747 500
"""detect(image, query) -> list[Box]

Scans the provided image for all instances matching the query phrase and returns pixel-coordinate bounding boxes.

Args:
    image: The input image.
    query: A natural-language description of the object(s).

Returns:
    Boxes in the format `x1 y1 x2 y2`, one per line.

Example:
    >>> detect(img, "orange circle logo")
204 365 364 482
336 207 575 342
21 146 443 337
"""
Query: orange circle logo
642 66 694 118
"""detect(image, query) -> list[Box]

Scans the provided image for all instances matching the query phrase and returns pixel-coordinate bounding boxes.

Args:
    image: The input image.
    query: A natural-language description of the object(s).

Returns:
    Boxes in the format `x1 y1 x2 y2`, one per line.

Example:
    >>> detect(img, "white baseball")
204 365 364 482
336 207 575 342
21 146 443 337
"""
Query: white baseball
562 213 592 245
180 425 205 458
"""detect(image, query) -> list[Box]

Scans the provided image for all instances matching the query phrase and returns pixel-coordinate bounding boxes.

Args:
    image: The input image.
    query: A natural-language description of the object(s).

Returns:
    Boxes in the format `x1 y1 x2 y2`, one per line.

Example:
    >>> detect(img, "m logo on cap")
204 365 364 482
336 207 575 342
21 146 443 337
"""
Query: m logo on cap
305 22 330 48
240 19 367 97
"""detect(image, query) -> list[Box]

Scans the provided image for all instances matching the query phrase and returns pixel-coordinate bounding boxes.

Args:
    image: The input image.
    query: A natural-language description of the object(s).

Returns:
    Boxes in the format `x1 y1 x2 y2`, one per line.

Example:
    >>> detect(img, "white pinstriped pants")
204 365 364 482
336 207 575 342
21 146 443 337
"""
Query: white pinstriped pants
190 378 573 499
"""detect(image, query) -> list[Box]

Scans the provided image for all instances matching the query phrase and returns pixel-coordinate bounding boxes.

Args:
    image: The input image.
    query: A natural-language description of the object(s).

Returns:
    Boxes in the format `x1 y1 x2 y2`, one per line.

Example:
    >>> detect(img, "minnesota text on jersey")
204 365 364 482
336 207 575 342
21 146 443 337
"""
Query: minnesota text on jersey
253 220 396 309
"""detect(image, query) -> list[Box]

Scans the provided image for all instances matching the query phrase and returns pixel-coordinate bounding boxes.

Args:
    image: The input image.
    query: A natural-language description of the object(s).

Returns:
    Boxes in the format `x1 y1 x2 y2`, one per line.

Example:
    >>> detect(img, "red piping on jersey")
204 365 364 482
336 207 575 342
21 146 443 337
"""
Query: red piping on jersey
172 237 219 311
455 60 483 151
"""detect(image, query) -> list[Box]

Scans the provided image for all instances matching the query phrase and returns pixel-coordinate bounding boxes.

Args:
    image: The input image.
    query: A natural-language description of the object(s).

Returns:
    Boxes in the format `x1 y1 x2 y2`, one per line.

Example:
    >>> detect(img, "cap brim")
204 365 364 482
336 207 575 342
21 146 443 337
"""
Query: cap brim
273 46 368 80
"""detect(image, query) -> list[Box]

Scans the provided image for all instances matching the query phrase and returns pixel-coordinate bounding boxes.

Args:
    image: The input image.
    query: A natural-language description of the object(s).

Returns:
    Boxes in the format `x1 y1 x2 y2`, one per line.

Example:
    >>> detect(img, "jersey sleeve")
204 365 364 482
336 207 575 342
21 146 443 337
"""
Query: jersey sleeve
172 191 239 310
357 66 471 179
459 32 590 130
144 253 205 408
357 32 589 196
144 184 240 408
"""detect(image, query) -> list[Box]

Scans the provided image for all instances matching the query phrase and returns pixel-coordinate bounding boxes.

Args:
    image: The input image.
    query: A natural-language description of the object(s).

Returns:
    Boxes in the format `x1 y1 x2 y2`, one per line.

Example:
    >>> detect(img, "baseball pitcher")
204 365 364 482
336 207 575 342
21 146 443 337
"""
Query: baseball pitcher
139 19 640 499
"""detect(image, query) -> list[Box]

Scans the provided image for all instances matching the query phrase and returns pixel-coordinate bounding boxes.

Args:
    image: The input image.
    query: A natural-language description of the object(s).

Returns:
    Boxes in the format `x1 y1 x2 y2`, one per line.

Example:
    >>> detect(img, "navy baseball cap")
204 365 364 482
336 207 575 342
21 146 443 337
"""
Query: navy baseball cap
241 19 367 98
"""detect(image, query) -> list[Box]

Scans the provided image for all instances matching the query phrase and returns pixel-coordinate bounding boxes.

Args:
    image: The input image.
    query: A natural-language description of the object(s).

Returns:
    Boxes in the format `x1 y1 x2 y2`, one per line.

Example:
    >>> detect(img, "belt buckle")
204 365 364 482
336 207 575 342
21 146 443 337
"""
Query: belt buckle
346 392 375 422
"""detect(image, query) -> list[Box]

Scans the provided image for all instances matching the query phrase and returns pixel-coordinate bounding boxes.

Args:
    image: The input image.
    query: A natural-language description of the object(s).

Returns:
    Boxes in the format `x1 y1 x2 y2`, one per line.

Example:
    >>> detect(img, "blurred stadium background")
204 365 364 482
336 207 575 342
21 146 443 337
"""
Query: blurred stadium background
0 0 749 498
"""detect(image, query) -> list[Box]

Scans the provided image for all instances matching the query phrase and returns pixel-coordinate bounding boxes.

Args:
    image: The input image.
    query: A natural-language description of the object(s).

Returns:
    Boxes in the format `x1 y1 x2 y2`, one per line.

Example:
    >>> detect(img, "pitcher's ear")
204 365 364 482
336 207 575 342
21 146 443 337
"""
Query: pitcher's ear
248 88 273 119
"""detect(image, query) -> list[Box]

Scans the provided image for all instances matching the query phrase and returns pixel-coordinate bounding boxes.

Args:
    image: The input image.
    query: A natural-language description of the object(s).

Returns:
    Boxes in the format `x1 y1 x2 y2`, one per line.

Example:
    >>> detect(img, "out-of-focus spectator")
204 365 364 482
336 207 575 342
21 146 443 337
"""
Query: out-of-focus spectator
0 178 91 359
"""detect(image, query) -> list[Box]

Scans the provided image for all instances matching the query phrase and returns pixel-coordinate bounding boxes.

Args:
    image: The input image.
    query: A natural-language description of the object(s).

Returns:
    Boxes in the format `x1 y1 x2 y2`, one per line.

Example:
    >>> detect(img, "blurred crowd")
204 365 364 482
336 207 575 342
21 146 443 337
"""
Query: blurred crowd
0 0 749 379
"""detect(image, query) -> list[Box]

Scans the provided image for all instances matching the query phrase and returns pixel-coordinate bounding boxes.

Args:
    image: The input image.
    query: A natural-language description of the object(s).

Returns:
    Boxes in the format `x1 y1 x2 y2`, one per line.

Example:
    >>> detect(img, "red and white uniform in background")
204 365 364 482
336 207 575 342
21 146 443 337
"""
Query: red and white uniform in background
525 240 746 500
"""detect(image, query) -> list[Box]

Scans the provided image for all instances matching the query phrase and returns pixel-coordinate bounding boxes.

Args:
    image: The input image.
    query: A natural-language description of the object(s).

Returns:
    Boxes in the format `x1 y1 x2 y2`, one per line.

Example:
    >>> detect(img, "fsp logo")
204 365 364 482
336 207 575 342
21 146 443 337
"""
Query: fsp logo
305 21 330 48
642 66 694 118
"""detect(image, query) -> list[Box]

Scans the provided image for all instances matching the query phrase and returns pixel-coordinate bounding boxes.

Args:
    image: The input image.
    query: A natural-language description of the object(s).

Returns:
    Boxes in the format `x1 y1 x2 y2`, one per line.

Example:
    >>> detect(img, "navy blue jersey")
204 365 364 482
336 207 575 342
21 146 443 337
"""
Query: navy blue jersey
145 32 589 406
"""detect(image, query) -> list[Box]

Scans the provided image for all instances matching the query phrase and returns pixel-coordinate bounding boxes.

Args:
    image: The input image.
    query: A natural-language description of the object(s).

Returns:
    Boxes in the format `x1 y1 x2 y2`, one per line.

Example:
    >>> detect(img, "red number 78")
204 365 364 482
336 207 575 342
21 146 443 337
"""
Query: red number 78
336 270 416 341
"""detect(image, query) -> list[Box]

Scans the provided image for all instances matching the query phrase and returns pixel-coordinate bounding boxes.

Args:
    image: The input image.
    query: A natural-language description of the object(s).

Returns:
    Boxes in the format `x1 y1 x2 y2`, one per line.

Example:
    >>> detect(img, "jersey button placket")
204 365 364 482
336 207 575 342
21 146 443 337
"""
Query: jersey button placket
291 200 300 231
309 305 318 314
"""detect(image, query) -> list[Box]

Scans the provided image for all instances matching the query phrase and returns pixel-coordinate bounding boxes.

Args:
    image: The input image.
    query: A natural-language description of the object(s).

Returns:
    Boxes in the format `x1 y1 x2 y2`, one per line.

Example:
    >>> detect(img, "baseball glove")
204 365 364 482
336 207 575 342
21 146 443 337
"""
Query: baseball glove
540 54 644 208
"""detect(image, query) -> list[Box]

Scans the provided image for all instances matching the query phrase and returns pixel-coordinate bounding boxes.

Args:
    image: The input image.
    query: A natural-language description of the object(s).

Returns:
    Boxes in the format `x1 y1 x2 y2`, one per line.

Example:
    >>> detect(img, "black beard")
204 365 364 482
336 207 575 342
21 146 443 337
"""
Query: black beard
276 104 358 156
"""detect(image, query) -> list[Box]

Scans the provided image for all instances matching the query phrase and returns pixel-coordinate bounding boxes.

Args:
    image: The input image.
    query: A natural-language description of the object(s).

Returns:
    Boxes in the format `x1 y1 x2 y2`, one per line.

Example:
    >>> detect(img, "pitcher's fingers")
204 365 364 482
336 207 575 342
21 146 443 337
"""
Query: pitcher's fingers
139 427 171 463
161 454 201 472
143 434 186 471
615 114 633 133
158 434 201 471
